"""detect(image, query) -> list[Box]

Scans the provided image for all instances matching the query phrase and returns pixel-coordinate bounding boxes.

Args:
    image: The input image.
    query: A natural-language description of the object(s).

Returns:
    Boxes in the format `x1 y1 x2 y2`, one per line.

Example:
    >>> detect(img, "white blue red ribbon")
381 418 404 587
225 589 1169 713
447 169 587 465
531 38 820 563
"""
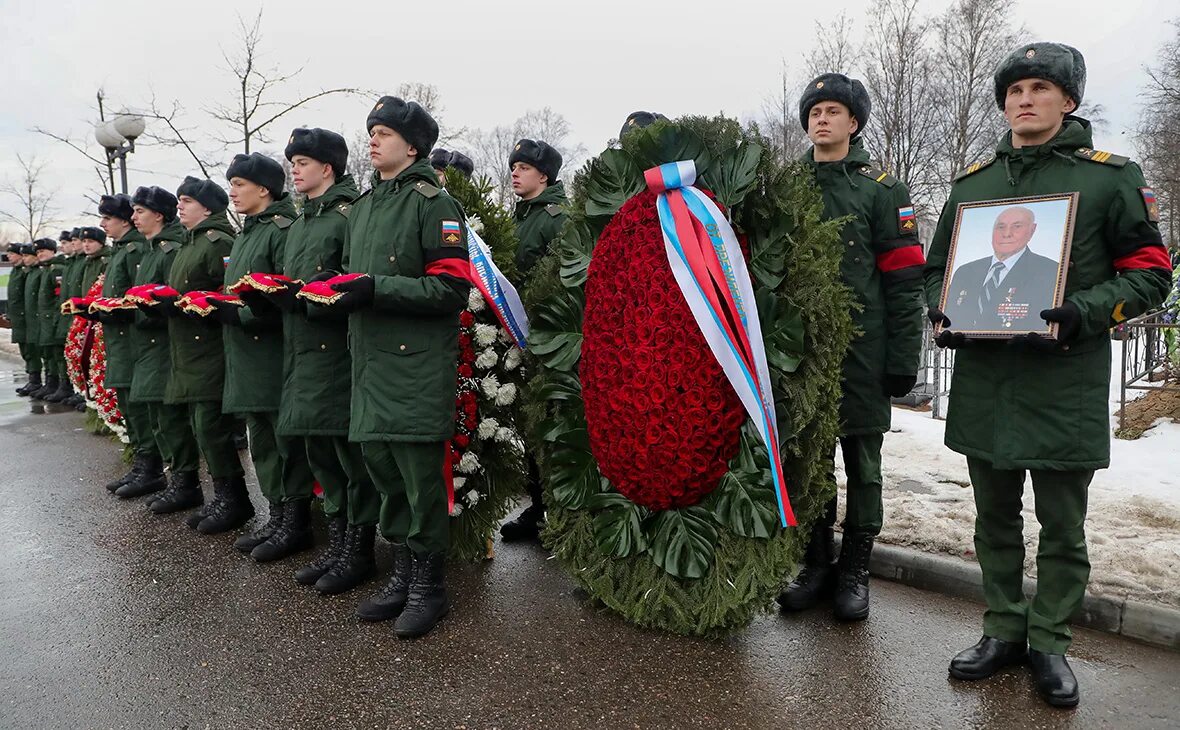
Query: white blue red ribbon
467 227 530 349
647 159 796 528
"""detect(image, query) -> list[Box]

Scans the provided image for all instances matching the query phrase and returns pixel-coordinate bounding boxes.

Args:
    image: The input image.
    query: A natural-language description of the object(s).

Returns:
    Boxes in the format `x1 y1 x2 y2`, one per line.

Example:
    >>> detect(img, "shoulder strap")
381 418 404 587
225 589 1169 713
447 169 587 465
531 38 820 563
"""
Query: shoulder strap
270 215 293 229
545 203 564 217
953 154 997 181
411 180 441 199
855 164 899 188
205 229 230 243
335 202 352 219
1074 147 1129 168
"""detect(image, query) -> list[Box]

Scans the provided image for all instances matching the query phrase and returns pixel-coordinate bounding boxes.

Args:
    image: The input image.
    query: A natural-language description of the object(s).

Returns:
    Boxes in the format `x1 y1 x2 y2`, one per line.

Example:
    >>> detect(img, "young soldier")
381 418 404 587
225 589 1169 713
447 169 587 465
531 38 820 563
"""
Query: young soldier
312 96 469 638
43 230 83 404
263 128 380 593
8 243 35 395
163 177 248 533
121 187 193 503
15 244 44 396
29 237 63 401
777 74 926 621
93 194 164 493
499 138 567 542
619 110 667 141
925 43 1172 707
213 152 315 562
428 149 474 186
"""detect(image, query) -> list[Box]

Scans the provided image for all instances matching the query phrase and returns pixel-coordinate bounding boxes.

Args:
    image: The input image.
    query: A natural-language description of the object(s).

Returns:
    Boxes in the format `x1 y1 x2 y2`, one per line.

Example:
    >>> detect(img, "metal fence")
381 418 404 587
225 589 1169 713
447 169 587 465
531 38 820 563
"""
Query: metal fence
1118 310 1180 429
902 321 955 420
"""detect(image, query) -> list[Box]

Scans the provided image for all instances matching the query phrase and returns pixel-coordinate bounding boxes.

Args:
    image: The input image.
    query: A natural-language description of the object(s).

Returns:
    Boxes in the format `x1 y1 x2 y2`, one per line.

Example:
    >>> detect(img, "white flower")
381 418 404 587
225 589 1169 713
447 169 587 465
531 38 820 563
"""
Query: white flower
475 348 499 369
467 288 486 312
452 476 467 491
495 383 517 406
450 503 464 517
497 327 513 344
503 347 523 371
477 418 499 440
480 374 501 398
458 451 481 474
465 489 481 506
466 215 484 235
495 427 515 443
474 323 498 346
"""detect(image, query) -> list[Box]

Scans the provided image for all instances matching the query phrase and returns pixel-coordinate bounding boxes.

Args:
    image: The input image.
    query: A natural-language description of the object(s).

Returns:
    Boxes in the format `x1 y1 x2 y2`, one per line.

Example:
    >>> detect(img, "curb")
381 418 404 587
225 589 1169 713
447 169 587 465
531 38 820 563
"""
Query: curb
834 535 1180 652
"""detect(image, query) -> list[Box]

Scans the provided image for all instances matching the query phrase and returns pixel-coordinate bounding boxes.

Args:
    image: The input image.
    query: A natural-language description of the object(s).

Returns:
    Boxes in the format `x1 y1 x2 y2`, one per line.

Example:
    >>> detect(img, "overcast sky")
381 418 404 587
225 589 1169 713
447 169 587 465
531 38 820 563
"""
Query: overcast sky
0 0 1173 235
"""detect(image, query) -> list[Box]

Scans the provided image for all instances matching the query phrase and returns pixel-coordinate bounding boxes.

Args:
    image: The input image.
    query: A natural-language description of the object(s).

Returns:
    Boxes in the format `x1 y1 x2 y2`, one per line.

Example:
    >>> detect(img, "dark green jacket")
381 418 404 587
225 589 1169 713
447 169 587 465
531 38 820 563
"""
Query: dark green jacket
513 181 567 275
102 229 148 389
343 161 470 442
806 142 926 434
79 248 110 295
277 176 359 436
130 221 187 403
23 263 47 347
924 118 1172 470
222 194 296 414
166 213 237 404
33 257 65 347
55 254 86 340
7 265 28 343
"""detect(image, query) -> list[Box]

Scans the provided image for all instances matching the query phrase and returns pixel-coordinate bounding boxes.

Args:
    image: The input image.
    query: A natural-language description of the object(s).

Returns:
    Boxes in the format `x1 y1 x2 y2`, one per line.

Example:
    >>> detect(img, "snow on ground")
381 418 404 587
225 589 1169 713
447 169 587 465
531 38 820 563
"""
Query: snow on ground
836 341 1180 609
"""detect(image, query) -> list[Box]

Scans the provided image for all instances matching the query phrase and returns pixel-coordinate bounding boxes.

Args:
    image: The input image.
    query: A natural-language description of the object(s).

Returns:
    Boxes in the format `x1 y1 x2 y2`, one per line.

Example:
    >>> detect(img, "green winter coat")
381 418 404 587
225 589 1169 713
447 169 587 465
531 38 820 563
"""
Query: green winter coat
130 221 187 403
924 117 1172 470
222 194 296 414
277 176 359 437
343 161 471 442
7 265 28 343
55 254 86 340
79 247 110 295
102 229 149 390
513 181 567 275
165 213 237 404
23 263 47 347
806 142 927 434
33 257 65 347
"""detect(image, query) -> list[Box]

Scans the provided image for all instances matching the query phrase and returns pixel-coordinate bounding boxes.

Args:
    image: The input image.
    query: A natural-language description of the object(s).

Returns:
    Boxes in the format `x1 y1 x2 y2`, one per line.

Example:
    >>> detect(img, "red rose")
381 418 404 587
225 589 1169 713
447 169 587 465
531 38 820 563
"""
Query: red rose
459 311 475 327
458 364 474 379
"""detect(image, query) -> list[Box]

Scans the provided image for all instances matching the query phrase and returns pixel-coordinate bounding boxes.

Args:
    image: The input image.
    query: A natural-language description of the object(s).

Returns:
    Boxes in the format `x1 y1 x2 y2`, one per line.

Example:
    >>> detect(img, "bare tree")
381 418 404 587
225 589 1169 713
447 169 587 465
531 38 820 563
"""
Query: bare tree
469 108 587 207
1137 20 1180 250
394 81 467 145
805 11 861 78
346 129 374 193
756 60 812 165
204 10 365 154
140 93 220 178
1 155 59 240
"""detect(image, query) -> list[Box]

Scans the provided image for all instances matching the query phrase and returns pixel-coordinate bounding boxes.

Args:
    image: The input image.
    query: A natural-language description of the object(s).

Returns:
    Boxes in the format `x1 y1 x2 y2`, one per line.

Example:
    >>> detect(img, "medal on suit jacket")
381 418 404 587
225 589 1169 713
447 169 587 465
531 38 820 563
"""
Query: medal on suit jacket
995 287 1028 328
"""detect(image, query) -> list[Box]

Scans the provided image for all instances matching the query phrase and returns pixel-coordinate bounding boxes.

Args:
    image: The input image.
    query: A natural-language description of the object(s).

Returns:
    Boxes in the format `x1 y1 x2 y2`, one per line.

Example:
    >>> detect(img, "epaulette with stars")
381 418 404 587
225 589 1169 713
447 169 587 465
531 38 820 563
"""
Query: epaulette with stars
953 154 996 181
856 164 899 187
1074 147 1129 167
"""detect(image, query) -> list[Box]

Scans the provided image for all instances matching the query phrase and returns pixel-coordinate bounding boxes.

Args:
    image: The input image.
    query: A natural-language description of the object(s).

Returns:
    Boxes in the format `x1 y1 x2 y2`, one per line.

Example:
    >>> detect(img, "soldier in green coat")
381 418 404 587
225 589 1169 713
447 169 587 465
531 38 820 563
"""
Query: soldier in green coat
29 238 64 401
925 44 1173 707
121 187 194 503
91 194 165 494
161 177 248 534
307 97 470 638
77 227 111 294
8 243 37 395
500 138 567 543
260 128 381 593
15 244 44 396
778 75 926 622
211 153 316 563
43 230 84 404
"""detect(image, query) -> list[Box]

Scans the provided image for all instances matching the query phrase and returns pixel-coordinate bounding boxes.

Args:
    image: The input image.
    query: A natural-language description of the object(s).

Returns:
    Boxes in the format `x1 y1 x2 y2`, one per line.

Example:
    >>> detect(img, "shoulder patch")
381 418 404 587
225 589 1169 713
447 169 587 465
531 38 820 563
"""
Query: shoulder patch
412 181 441 199
1074 147 1129 167
545 203 564 217
270 215 293 229
954 155 996 181
335 202 352 219
1140 187 1161 223
125 242 138 253
440 219 464 246
856 165 898 187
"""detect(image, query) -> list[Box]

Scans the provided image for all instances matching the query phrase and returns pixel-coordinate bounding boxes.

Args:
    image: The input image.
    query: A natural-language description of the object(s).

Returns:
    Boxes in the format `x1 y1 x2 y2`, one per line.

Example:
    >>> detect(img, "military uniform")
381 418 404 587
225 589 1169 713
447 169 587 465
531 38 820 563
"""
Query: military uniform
31 247 65 399
7 247 36 392
513 182 567 275
18 249 48 395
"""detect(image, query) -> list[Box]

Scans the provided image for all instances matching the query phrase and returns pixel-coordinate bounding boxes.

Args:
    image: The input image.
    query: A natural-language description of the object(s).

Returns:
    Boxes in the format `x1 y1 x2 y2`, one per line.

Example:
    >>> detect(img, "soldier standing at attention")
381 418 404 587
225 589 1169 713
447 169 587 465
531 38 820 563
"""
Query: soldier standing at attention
925 43 1172 707
29 237 64 401
8 243 38 397
777 74 926 622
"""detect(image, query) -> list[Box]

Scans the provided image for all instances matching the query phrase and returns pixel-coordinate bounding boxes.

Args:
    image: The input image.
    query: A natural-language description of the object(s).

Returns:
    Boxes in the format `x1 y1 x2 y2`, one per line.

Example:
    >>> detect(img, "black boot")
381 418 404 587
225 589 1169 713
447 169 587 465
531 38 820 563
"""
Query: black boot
184 499 217 528
833 533 874 621
1029 649 1079 707
197 477 255 534
500 504 544 543
233 501 285 553
949 636 1028 680
251 500 313 563
777 524 836 611
43 377 73 403
394 552 450 639
106 454 146 493
74 398 87 412
31 374 59 400
67 393 86 408
316 524 376 595
114 454 166 499
295 517 347 586
16 372 41 397
356 543 413 621
149 471 203 514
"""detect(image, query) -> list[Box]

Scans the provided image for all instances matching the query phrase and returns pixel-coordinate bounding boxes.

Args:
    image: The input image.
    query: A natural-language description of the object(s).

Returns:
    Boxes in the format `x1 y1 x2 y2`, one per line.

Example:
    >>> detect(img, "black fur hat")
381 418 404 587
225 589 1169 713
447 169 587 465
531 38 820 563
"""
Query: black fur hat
430 149 474 178
799 73 871 138
620 111 668 139
366 96 439 157
285 128 348 178
226 153 286 199
98 193 134 222
509 139 562 182
994 42 1086 110
177 176 230 214
132 186 179 222
34 238 58 253
79 226 107 243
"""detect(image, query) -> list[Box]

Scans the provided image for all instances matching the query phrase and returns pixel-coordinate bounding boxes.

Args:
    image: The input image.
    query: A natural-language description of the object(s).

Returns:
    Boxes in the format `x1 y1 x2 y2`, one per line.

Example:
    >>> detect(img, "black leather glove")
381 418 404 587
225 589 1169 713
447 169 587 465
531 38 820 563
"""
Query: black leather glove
262 282 304 313
307 270 338 284
1039 301 1081 344
883 373 917 398
137 301 164 319
330 274 375 312
155 295 180 318
208 299 242 326
934 329 970 349
98 309 136 325
927 307 951 328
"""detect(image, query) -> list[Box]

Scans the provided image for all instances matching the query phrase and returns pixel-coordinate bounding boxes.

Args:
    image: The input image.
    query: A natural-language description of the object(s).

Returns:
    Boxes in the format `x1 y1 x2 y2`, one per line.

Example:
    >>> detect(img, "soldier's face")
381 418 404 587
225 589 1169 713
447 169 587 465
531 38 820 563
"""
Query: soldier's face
1004 78 1077 138
369 125 415 176
81 238 102 255
67 239 81 254
991 208 1036 259
176 195 212 230
21 254 36 265
131 205 164 236
434 167 447 185
228 178 270 215
290 155 333 195
36 248 53 262
511 162 547 199
807 102 858 147
6 252 19 264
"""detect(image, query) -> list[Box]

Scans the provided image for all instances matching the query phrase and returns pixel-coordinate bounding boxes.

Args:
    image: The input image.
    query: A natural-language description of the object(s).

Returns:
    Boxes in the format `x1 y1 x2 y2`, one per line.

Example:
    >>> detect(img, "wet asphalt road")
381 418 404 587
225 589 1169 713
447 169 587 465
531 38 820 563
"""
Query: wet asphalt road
1 365 1178 730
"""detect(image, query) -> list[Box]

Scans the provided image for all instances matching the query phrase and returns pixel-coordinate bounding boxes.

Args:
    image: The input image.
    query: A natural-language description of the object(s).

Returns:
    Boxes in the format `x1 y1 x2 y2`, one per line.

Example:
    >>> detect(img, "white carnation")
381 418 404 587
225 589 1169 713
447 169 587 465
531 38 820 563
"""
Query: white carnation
477 418 499 440
450 503 464 517
497 327 513 344
480 374 500 398
503 347 523 371
475 348 499 369
466 489 481 506
458 451 481 474
495 383 517 406
467 288 486 312
466 215 484 235
495 427 515 443
474 323 498 346
452 476 467 491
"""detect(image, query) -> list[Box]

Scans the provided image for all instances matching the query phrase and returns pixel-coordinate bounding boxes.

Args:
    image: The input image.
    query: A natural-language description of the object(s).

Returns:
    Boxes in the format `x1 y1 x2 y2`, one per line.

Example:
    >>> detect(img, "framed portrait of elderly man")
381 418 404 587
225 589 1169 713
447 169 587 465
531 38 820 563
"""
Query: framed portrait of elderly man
937 193 1079 338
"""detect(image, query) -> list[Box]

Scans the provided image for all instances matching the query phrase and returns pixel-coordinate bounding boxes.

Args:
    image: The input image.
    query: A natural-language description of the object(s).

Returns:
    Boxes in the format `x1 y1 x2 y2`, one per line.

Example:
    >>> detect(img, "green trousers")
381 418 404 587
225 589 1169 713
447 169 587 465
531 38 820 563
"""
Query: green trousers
967 457 1093 655
188 401 243 479
297 436 380 525
245 411 314 504
41 345 63 376
819 433 885 536
361 440 448 554
116 388 160 459
149 401 197 473
18 342 39 372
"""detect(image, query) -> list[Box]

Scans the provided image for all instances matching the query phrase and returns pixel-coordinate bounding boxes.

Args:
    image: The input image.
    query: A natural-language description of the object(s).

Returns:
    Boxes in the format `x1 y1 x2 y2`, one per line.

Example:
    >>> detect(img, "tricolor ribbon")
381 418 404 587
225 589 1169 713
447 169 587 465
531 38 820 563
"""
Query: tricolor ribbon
467 228 529 349
647 160 796 528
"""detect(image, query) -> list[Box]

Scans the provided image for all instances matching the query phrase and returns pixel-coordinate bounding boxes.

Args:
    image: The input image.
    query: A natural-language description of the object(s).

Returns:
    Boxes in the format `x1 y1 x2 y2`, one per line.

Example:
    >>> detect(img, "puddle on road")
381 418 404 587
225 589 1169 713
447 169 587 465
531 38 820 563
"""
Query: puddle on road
0 369 75 425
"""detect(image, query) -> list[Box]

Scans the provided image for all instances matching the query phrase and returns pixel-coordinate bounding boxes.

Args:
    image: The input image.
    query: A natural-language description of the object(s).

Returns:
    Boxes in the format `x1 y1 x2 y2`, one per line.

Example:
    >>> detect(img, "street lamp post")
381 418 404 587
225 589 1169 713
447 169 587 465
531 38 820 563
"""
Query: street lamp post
95 111 146 195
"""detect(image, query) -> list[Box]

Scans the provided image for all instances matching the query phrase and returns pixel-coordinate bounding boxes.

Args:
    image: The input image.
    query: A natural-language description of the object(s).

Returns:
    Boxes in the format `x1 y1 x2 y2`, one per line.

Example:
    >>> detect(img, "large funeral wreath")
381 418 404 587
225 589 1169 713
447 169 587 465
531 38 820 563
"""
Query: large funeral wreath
524 116 854 635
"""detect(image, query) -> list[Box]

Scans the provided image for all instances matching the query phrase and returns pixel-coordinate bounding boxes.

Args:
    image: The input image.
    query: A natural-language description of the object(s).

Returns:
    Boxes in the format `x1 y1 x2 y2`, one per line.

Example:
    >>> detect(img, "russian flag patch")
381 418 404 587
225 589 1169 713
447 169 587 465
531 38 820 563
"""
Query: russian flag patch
1140 187 1160 223
223 256 232 268
897 206 916 232
441 220 462 246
